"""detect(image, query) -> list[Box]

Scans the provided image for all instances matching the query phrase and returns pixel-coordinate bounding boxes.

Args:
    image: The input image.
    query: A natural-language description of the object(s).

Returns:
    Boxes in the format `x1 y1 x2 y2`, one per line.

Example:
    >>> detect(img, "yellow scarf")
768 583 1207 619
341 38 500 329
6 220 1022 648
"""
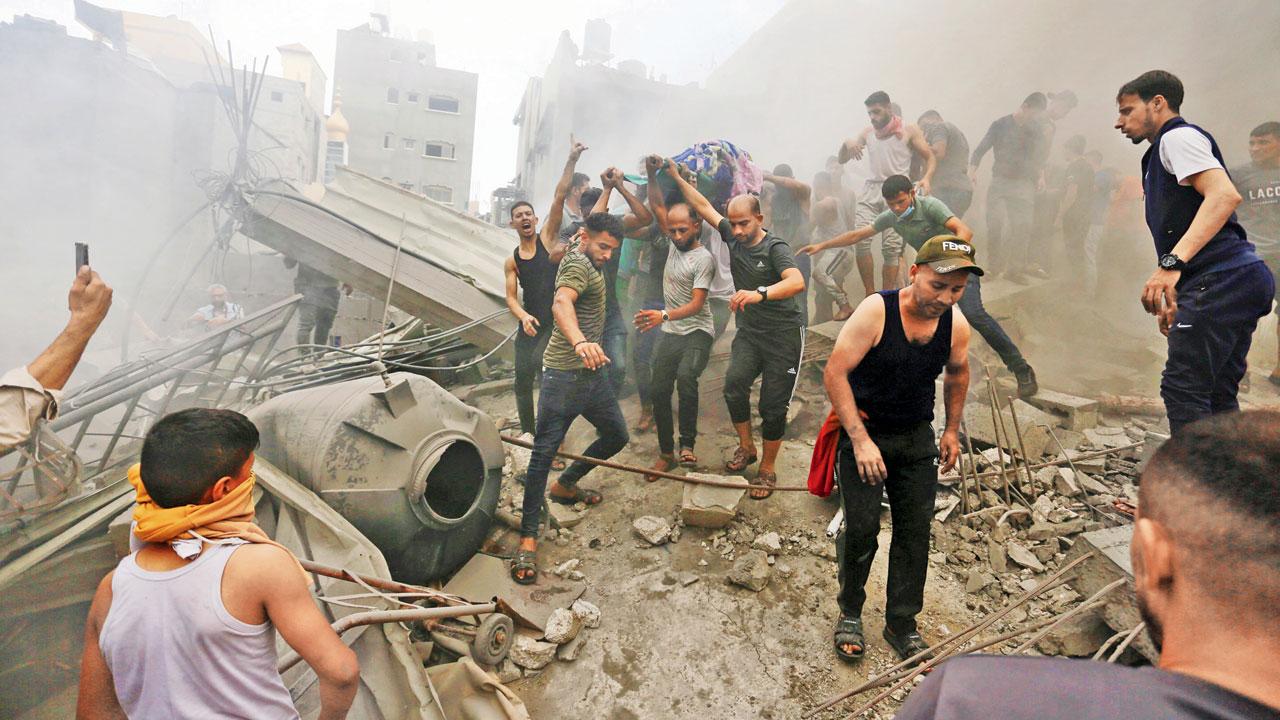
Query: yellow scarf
129 463 306 579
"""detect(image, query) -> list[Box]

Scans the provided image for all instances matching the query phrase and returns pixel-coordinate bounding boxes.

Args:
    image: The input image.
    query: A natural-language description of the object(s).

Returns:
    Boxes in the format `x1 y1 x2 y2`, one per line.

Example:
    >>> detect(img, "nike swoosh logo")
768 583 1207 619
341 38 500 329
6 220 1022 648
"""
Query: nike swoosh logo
1175 323 1193 328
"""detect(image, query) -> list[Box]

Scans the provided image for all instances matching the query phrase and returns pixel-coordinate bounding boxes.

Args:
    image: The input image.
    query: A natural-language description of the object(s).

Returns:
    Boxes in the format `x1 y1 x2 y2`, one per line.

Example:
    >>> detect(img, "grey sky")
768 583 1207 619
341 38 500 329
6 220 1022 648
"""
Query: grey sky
3 0 786 209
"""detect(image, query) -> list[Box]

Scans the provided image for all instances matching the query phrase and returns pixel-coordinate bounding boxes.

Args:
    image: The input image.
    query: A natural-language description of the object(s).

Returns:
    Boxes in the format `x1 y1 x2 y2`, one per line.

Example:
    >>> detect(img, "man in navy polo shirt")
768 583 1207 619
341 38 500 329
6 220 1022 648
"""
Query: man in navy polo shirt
1114 70 1274 433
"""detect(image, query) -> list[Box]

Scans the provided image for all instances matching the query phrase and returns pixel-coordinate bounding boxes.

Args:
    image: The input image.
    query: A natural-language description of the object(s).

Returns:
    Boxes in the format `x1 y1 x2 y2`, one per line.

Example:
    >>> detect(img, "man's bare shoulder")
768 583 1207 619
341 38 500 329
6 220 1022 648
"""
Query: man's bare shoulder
224 544 301 589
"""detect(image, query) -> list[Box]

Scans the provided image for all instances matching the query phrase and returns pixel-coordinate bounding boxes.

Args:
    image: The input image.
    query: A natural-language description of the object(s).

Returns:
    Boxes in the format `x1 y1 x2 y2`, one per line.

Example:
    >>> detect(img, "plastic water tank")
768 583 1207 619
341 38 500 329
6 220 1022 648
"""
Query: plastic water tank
248 373 503 584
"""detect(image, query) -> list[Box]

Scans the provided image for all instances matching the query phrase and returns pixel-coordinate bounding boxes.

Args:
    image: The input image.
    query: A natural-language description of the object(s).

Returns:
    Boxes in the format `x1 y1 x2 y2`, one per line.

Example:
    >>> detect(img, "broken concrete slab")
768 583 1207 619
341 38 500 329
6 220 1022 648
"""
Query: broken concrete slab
1035 607 1114 657
1054 468 1081 496
680 475 748 528
443 553 585 632
752 531 783 554
964 399 1053 460
548 503 584 529
1027 389 1099 431
1077 473 1112 495
632 516 672 546
1063 449 1107 474
542 608 582 645
1006 542 1045 572
987 538 1009 574
965 569 992 593
728 549 773 592
556 632 586 662
509 635 558 670
1027 519 1087 541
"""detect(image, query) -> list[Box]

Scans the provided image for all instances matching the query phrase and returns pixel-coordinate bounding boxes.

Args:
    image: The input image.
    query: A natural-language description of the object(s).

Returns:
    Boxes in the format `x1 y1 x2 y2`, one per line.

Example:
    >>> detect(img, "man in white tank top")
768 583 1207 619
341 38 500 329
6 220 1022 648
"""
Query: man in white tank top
837 90 937 291
77 408 359 720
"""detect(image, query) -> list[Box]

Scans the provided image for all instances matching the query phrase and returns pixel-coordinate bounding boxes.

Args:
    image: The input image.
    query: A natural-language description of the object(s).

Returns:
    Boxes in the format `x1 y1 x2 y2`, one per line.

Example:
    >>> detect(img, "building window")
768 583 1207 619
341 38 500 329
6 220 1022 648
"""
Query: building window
424 185 453 204
423 141 455 159
399 181 414 191
386 87 399 103
402 138 416 150
383 133 394 149
407 91 420 103
270 90 283 102
427 95 460 113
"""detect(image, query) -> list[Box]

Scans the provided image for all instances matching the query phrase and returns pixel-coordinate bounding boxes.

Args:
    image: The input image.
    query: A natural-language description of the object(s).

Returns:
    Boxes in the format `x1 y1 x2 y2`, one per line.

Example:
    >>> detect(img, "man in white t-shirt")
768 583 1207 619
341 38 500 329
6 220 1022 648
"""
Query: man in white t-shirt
1115 70 1273 433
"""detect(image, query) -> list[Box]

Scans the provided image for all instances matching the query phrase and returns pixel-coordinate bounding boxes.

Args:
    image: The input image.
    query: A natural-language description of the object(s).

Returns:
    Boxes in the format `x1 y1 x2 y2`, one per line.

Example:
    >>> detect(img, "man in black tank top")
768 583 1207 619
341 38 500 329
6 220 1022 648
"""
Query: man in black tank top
503 138 586 435
821 236 976 665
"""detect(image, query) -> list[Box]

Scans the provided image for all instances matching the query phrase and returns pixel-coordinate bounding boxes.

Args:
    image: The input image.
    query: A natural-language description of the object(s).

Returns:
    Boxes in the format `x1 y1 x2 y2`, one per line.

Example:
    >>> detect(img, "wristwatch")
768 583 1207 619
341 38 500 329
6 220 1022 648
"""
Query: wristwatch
756 286 769 301
660 310 670 322
1158 253 1187 271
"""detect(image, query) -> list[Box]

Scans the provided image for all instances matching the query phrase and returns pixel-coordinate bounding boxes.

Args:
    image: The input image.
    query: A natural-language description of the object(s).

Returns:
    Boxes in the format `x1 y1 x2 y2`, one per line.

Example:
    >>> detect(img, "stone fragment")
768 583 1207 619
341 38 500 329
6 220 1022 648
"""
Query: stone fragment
1006 542 1045 572
728 549 773 592
1077 474 1112 495
543 608 583 644
548 503 584 529
570 599 601 629
1063 450 1107 474
1054 468 1081 496
987 538 1009 574
556 632 586 662
509 635 558 670
495 659 522 683
1026 389 1099 431
1027 519 1087 541
752 531 783 554
964 400 1054 459
553 558 582 578
680 474 748 528
1036 607 1114 657
632 516 672 546
965 569 992 593
1031 544 1057 563
504 433 533 480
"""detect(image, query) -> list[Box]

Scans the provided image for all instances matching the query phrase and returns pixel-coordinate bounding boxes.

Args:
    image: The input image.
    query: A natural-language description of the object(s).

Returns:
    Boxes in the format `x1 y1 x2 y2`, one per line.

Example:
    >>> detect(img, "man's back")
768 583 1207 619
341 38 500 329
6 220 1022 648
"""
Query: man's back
98 542 299 719
897 655 1280 720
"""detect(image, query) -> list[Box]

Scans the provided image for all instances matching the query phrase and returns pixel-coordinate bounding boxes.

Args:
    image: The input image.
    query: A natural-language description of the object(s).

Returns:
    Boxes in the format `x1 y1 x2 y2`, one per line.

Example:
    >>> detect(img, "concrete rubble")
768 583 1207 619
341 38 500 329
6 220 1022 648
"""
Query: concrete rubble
542 608 582 645
509 635 558 671
680 475 748 528
632 516 672 546
728 549 773 592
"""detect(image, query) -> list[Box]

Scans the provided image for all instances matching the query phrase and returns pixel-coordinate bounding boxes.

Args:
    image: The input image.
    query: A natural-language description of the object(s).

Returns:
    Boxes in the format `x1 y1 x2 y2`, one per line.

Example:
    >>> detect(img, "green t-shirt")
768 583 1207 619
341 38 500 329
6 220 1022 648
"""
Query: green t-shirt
542 250 609 371
873 195 956 252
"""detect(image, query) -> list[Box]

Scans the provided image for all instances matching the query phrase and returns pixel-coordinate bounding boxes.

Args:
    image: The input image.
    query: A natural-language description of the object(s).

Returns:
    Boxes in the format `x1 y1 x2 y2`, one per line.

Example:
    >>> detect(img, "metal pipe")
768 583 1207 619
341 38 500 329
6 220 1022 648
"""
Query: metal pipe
299 559 471 607
807 551 1097 718
500 434 802 492
277 603 496 673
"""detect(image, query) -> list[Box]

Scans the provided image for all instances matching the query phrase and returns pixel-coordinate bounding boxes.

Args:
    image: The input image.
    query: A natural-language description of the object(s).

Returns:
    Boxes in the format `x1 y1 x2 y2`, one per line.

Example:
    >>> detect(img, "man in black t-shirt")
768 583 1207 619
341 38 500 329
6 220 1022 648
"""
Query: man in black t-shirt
896 410 1280 719
669 159 806 499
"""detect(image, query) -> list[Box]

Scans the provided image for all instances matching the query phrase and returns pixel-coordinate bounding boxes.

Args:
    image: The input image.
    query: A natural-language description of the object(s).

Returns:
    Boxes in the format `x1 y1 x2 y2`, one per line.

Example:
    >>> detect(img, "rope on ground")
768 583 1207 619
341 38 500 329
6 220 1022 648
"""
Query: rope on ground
499 434 807 492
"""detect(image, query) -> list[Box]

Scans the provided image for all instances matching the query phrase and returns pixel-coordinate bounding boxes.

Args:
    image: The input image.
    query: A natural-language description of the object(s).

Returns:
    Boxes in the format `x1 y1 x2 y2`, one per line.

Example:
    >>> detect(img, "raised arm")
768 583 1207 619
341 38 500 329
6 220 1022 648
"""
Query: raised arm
504 256 540 337
764 173 812 216
939 309 971 472
28 267 113 391
837 127 872 164
822 294 888 483
645 155 670 232
798 224 879 255
540 136 588 252
907 124 937 195
666 158 723 227
943 216 974 242
602 167 653 232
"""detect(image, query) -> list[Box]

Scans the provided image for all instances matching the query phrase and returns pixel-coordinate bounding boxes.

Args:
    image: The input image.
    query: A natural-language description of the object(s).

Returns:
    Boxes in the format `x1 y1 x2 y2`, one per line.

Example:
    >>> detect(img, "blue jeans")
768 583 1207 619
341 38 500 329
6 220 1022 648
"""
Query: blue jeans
603 310 628 394
1163 261 1274 434
521 368 629 537
631 299 665 408
956 273 1029 375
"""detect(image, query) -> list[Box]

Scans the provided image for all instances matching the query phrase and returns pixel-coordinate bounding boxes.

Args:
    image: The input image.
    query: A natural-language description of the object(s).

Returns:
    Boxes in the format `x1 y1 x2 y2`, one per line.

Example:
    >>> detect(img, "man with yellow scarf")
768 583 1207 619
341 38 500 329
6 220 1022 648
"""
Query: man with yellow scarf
76 408 359 720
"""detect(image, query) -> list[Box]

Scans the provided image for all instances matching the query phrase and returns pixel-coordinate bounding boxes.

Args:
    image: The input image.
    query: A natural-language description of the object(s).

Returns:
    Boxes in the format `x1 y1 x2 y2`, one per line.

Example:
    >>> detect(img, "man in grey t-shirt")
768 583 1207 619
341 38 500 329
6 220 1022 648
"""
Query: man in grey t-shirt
637 157 718 473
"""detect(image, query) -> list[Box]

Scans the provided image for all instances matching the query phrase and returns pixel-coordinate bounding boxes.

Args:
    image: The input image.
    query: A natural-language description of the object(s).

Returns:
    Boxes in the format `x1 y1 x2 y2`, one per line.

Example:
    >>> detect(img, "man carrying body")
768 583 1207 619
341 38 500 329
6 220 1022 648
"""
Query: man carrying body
670 160 806 499
822 236 973 664
187 284 244 331
838 91 937 290
512 212 629 584
503 138 586 436
896 410 1280 719
801 175 1038 397
917 110 974 219
1115 70 1274 433
635 155 717 476
1231 122 1280 384
969 93 1050 282
77 408 359 719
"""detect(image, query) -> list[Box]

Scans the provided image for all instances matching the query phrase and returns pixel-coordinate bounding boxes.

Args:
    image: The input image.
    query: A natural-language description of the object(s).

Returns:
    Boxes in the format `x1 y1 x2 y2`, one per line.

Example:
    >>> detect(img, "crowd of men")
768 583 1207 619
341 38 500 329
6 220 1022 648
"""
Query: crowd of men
0 66 1269 718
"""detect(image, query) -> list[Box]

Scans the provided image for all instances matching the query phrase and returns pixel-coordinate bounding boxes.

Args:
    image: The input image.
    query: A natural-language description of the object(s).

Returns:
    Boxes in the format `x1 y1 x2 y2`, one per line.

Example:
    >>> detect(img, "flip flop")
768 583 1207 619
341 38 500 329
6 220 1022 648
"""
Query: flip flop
510 549 537 585
750 470 776 500
548 484 603 506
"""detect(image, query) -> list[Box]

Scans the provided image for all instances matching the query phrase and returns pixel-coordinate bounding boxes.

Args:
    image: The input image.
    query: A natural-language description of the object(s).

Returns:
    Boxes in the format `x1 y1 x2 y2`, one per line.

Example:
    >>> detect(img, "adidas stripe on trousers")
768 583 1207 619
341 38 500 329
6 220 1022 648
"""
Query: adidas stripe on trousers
723 325 805 441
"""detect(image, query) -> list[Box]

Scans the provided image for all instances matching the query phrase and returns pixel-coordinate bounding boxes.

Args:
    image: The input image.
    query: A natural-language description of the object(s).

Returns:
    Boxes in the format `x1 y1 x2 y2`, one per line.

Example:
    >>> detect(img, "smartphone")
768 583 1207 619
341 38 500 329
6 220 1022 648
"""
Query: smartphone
75 242 90 272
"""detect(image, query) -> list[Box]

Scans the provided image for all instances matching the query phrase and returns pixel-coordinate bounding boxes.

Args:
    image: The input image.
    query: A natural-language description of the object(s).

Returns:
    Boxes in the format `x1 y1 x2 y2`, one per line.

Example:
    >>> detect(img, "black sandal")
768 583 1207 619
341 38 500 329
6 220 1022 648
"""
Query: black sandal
510 549 538 585
548 484 603 506
833 615 865 661
883 626 934 667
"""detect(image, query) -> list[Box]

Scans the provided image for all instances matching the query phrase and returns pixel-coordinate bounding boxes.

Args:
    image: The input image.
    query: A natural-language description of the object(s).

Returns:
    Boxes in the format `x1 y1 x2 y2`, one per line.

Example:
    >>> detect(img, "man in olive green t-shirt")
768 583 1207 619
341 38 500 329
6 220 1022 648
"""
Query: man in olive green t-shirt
800 174 1039 398
513 212 630 585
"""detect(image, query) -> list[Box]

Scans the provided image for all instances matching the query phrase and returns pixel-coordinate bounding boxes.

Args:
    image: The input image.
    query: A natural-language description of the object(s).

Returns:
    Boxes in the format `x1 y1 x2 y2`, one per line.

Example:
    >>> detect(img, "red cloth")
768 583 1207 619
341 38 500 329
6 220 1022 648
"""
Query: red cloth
874 115 905 141
808 410 843 497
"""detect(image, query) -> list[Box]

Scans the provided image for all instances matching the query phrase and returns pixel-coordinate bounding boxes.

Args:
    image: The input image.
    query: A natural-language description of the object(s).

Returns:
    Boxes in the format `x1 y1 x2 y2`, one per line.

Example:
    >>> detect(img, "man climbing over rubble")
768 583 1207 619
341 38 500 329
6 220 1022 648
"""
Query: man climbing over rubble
669 159 806 499
895 410 1280 719
837 90 937 290
504 137 588 439
1114 70 1274 433
635 155 717 477
512 212 629 584
76 408 359 719
820 235 972 665
800 174 1038 397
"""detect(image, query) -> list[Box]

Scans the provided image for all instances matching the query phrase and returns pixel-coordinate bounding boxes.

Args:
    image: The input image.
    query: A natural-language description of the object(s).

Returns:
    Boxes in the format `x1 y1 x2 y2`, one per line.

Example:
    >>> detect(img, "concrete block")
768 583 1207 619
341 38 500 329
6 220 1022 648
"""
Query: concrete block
1027 389 1099 431
964 400 1053 460
1035 607 1114 657
680 474 748 528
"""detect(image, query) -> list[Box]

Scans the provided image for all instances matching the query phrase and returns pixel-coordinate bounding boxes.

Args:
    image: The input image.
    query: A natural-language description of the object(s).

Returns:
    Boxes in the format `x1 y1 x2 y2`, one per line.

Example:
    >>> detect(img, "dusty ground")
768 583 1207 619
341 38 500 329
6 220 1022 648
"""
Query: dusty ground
469 358 980 720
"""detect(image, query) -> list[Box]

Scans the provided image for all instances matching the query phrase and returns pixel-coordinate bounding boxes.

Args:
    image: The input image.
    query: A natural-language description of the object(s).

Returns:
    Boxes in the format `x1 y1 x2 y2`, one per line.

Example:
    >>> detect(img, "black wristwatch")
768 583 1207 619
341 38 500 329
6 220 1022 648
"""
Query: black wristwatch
1158 253 1187 271
756 286 769 301
660 310 670 322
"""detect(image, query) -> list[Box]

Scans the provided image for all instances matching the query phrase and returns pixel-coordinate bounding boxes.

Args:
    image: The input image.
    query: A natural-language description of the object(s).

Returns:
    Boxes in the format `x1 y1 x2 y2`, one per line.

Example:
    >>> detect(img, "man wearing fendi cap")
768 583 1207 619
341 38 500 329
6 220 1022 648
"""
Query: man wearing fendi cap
821 235 974 665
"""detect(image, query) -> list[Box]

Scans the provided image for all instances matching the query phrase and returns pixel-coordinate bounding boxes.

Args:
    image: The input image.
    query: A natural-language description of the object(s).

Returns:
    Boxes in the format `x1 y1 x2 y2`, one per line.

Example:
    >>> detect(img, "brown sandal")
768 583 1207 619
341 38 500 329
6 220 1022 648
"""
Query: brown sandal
645 454 676 483
678 448 698 467
725 446 758 473
750 470 776 500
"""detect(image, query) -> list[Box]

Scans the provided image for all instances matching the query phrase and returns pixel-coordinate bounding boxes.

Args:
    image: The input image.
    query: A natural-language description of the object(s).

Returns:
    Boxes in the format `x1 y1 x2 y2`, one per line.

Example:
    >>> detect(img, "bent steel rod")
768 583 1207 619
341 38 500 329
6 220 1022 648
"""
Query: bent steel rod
500 434 804 491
